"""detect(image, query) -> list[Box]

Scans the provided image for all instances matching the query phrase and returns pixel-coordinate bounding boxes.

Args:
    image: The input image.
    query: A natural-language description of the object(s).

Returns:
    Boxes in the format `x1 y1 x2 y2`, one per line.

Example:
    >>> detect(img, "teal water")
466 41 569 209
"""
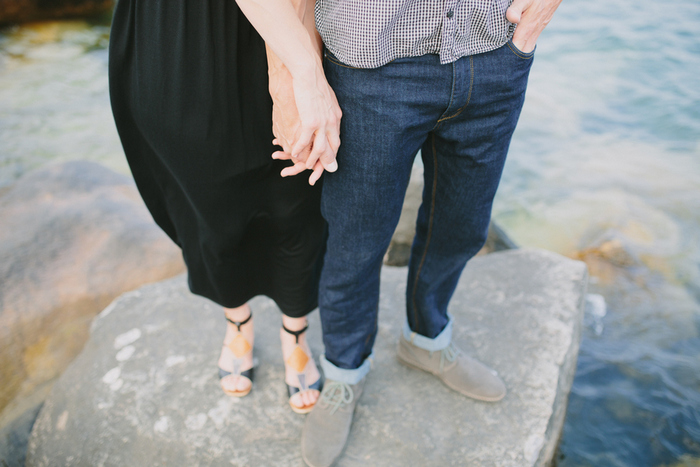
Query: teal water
496 0 700 465
0 19 124 185
1 1 699 465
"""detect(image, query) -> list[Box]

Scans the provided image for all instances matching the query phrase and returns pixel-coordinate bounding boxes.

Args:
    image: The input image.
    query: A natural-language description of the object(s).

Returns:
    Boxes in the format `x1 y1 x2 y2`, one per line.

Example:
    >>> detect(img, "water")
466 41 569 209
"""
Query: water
1 1 699 465
494 0 700 465
0 19 126 186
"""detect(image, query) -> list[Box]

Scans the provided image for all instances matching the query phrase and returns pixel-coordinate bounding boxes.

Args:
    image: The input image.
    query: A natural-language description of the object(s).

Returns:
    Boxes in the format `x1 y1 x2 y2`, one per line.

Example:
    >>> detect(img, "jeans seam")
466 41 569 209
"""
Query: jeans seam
325 54 363 70
437 56 474 123
325 53 400 70
436 62 457 124
411 133 439 332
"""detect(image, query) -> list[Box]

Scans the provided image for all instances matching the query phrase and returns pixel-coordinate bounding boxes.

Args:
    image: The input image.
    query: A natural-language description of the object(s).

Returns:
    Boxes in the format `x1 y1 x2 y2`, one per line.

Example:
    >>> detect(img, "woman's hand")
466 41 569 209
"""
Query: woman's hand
289 64 341 174
267 54 311 161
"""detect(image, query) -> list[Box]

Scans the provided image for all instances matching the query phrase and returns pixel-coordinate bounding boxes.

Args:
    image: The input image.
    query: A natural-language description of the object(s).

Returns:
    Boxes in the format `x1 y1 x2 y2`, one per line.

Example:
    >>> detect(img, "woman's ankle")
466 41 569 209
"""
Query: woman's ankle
224 303 251 323
282 315 308 333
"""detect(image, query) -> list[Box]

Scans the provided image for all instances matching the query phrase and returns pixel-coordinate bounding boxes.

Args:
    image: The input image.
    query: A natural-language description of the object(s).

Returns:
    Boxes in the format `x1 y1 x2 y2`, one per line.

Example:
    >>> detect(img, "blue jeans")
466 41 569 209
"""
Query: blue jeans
319 41 535 380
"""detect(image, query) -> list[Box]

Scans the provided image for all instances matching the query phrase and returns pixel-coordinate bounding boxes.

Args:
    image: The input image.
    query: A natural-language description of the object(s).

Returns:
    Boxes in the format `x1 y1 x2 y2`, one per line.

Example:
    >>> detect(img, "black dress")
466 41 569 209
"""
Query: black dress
108 0 325 317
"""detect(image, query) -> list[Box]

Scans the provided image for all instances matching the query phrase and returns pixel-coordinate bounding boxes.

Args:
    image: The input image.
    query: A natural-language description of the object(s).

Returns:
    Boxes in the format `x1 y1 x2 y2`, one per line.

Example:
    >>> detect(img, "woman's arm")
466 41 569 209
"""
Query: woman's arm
265 0 337 184
236 0 341 181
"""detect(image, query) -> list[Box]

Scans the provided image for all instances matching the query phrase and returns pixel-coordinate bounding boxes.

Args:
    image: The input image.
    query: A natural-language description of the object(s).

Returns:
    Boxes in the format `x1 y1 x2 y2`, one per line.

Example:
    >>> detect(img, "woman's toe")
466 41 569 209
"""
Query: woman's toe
221 375 250 393
300 390 319 407
308 389 320 405
235 376 251 392
221 375 235 392
290 393 305 409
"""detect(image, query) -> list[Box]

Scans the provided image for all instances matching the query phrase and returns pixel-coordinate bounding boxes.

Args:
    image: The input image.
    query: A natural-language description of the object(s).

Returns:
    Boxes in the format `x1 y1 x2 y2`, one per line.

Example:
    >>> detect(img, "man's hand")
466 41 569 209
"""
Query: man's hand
269 65 324 185
238 0 341 185
506 0 562 53
266 44 339 186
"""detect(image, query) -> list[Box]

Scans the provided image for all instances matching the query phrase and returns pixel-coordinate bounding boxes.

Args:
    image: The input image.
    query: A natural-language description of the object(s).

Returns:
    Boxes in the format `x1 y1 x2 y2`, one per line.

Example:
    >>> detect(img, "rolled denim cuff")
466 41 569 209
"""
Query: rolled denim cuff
403 316 453 352
320 353 373 385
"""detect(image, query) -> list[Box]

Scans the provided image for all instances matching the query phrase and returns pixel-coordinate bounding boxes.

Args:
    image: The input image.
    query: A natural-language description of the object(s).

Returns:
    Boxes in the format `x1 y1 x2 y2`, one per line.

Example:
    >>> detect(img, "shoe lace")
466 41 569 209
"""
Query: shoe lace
439 343 459 373
320 381 354 415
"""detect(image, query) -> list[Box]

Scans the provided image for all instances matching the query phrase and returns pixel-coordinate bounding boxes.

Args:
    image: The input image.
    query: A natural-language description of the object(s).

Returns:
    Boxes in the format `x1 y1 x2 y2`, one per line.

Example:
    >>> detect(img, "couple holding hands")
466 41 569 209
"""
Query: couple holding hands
109 0 560 465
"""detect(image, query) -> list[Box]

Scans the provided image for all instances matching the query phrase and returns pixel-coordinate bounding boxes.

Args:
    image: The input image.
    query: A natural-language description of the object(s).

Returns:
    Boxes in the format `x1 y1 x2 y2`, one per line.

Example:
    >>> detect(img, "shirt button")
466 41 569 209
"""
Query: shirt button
446 10 454 18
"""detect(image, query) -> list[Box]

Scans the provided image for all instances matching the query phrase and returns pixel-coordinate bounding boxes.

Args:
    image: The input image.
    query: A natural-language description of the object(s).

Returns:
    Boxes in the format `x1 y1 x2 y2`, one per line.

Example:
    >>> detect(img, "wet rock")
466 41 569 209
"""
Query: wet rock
0 402 42 467
27 248 587 466
0 0 113 25
385 163 516 266
0 161 185 447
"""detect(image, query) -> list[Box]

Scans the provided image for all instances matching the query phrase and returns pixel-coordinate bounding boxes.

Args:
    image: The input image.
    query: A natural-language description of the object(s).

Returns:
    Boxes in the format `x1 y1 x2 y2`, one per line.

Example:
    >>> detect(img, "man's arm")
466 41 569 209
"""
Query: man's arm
236 0 341 180
507 0 563 53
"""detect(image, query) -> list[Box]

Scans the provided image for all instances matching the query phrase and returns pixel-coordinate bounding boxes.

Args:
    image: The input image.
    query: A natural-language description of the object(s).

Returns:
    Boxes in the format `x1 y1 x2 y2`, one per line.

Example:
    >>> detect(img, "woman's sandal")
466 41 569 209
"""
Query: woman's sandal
282 323 323 414
219 313 254 398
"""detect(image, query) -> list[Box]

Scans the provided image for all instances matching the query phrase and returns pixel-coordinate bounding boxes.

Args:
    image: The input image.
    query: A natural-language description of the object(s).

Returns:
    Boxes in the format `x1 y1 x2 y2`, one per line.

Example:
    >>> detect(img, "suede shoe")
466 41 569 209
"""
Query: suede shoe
301 378 365 467
397 333 506 401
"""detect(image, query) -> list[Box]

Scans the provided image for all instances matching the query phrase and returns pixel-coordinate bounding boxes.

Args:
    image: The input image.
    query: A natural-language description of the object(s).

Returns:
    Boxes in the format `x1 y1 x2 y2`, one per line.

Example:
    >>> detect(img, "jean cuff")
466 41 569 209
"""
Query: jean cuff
403 315 453 351
320 353 373 385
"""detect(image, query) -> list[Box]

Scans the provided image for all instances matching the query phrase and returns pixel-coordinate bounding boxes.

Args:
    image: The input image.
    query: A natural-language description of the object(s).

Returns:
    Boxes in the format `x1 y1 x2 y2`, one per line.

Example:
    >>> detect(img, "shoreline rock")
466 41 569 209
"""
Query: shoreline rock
27 248 587 466
0 161 185 465
0 0 113 25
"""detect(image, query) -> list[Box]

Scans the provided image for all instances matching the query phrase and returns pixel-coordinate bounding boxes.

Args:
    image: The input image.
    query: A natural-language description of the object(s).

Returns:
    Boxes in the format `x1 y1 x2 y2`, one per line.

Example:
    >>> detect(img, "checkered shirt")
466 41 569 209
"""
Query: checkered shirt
315 0 515 68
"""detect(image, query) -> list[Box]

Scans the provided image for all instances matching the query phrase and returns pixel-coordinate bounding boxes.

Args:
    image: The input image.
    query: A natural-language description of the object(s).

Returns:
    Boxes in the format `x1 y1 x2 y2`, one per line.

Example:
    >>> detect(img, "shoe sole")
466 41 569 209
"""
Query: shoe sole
301 430 348 467
222 381 252 398
290 400 316 415
221 373 253 398
301 451 336 467
396 354 506 402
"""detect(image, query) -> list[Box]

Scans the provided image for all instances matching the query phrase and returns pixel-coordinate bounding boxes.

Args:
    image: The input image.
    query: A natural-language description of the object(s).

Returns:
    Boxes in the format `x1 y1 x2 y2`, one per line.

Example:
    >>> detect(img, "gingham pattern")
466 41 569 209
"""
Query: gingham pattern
315 0 515 68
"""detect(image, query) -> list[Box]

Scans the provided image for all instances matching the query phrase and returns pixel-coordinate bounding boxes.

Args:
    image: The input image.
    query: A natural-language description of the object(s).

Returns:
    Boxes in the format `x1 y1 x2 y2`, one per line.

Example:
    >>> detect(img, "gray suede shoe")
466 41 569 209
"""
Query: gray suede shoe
301 378 365 467
397 333 506 401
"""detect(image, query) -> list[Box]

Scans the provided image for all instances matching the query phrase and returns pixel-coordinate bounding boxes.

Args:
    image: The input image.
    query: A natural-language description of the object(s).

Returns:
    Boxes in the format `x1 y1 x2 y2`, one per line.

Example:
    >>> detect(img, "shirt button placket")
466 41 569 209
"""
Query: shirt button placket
441 1 458 63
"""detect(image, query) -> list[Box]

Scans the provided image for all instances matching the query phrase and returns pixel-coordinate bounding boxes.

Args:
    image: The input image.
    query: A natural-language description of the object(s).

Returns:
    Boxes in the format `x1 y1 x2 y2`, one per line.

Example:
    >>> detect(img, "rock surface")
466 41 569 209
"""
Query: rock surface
0 0 113 25
27 248 587 467
0 161 185 446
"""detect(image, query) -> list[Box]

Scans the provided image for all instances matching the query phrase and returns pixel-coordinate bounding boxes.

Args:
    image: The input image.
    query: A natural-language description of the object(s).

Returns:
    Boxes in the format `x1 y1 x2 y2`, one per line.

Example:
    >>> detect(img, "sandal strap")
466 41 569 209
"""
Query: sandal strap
225 312 252 332
282 323 309 344
287 375 323 397
219 366 254 382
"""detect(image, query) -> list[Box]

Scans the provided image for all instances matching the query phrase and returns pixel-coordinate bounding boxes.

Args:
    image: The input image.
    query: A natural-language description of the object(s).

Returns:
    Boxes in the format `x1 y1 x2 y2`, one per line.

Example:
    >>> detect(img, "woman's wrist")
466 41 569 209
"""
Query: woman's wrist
285 50 321 82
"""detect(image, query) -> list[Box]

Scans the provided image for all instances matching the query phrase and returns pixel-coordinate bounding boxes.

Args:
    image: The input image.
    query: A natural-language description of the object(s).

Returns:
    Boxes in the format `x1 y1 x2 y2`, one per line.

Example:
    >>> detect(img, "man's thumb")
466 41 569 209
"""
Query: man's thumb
506 0 527 23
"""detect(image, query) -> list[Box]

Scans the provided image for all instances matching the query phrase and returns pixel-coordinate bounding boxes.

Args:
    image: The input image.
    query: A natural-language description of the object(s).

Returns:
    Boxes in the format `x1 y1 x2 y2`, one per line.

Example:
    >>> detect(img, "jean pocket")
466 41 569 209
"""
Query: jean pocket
506 39 536 59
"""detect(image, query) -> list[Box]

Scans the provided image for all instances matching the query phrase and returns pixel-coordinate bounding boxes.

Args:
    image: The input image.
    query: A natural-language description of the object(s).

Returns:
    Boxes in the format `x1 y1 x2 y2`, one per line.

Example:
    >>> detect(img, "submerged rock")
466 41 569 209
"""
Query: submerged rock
0 0 113 25
0 161 185 456
27 248 587 466
0 402 41 467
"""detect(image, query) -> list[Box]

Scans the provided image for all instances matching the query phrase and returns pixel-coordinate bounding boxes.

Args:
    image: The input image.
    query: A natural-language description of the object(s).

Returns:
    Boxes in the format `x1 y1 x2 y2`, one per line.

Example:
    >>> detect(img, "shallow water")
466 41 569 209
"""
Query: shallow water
0 19 125 186
495 0 700 465
1 1 699 465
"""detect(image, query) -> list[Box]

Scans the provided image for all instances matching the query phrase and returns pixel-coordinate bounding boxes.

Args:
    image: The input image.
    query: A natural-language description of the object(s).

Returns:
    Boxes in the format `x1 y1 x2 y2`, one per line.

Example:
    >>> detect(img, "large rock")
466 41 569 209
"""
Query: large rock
27 248 587 466
0 161 185 449
0 0 113 25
